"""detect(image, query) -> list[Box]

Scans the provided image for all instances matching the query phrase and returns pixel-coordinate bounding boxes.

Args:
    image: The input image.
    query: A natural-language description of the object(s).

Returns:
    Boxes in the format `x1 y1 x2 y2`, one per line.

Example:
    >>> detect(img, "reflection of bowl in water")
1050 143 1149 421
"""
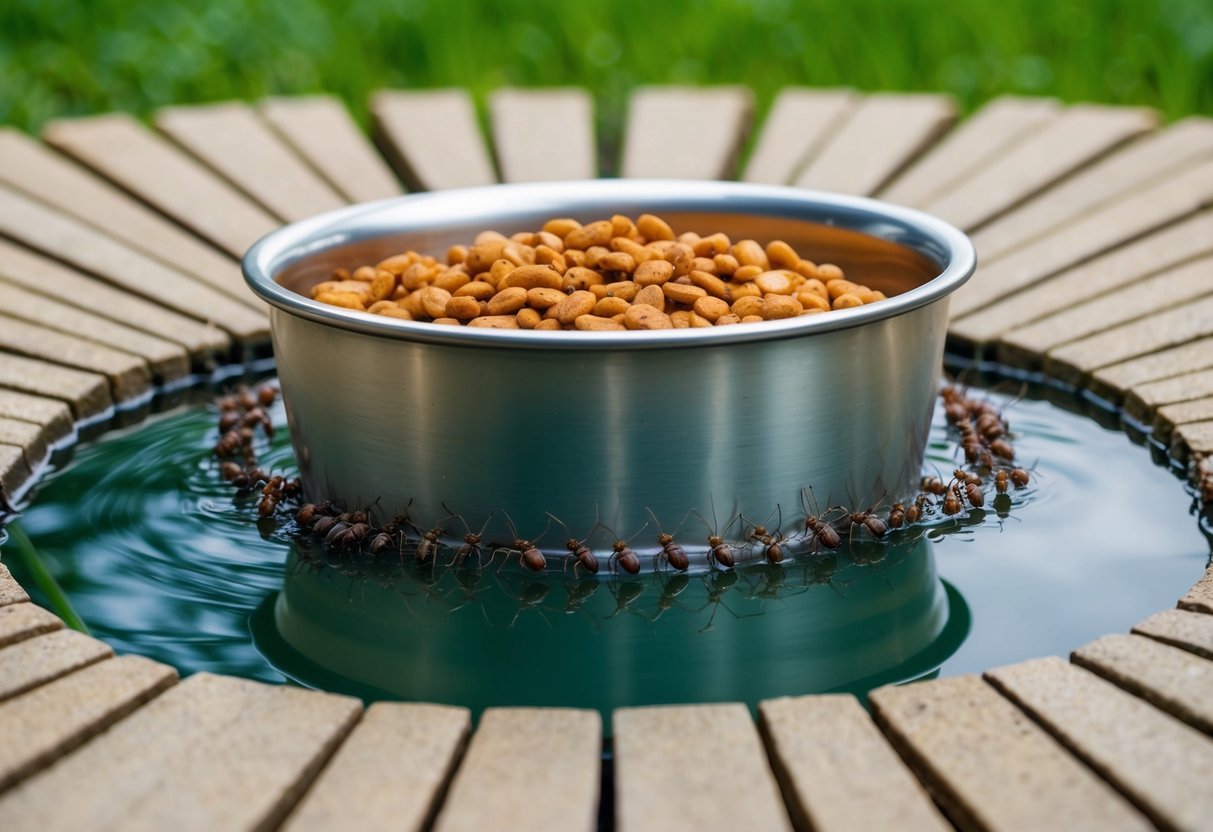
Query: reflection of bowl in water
243 180 975 559
250 536 969 718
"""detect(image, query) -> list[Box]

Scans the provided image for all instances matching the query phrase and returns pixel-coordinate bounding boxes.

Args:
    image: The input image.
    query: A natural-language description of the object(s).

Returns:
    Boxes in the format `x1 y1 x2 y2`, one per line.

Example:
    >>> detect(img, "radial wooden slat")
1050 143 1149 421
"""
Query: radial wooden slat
1132 609 1213 660
0 353 112 422
793 92 956 196
41 113 280 258
1125 368 1213 424
0 390 73 448
0 565 30 607
1087 336 1213 406
489 88 596 182
879 95 1062 207
0 630 113 703
155 101 348 222
0 318 151 404
0 602 61 649
259 95 404 204
0 418 47 471
1173 420 1213 463
985 657 1213 832
370 88 498 191
0 443 31 499
742 87 857 185
620 86 754 181
1155 397 1213 445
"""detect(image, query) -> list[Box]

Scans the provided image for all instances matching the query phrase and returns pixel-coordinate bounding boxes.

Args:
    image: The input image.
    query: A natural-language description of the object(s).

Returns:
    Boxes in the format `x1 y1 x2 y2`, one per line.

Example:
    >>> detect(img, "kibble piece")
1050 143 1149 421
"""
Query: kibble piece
624 304 674 330
542 218 580 237
663 283 708 305
634 260 675 286
490 258 516 285
731 296 764 318
501 241 535 267
366 270 397 302
765 239 800 269
598 251 636 273
669 311 692 328
826 279 863 300
741 314 765 324
433 271 471 293
732 239 770 270
526 287 565 310
798 291 831 312
602 281 640 302
611 237 653 263
693 295 730 322
661 243 694 276
594 296 632 317
516 307 541 329
380 306 414 321
565 220 613 250
754 270 794 295
553 290 598 324
637 213 675 241
634 284 666 311
314 291 367 310
487 286 528 315
690 257 719 275
716 313 741 325
564 266 605 291
313 279 371 296
689 270 731 300
418 286 453 318
712 253 740 275
733 265 763 282
465 241 508 273
818 263 844 280
466 315 520 329
761 295 803 320
445 296 481 320
730 282 761 300
694 232 731 256
534 318 561 330
503 264 563 290
534 245 567 272
454 281 496 300
833 293 864 310
574 314 625 331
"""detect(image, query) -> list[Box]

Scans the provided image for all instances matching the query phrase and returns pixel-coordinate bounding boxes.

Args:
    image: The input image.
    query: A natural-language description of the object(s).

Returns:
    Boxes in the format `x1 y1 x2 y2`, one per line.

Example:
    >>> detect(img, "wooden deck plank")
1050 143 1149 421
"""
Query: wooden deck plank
620 86 754 181
433 707 600 832
1071 634 1213 735
155 101 348 222
794 92 956 196
0 417 48 469
259 95 404 204
996 255 1213 370
0 565 29 607
949 157 1213 322
0 444 31 501
868 675 1150 832
921 104 1156 231
283 702 470 832
0 281 190 383
985 656 1213 832
0 391 73 447
971 116 1213 260
950 209 1213 348
1133 608 1213 660
41 113 280 258
0 239 230 362
1087 336 1213 406
879 95 1062 207
0 673 360 832
613 703 792 832
1125 368 1213 424
0 630 113 703
758 694 948 832
0 353 112 421
742 87 857 185
0 128 255 309
0 602 61 649
0 319 151 404
1154 396 1213 445
489 88 596 182
370 88 497 191
1173 420 1213 463
0 186 269 344
1043 295 1213 387
0 654 176 793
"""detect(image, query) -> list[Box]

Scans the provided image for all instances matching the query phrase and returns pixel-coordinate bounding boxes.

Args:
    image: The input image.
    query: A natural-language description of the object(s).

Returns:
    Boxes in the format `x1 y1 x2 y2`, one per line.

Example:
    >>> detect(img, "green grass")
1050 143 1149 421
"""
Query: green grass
1 0 1210 137
5 523 89 633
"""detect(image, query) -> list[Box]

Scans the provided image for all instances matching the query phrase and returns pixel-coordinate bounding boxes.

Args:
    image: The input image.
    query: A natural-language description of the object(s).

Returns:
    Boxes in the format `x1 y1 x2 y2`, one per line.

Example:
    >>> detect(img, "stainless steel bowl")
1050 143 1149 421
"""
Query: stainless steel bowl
244 180 975 566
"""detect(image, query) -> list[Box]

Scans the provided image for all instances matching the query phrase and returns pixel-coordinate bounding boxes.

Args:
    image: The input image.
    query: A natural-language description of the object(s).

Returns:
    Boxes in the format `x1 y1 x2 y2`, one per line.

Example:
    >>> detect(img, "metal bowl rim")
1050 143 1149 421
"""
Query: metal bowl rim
242 179 976 350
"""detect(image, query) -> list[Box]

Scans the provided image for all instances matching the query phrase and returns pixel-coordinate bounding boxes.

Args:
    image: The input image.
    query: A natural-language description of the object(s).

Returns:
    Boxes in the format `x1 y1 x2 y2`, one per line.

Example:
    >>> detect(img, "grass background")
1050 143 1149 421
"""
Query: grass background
2 0 1210 143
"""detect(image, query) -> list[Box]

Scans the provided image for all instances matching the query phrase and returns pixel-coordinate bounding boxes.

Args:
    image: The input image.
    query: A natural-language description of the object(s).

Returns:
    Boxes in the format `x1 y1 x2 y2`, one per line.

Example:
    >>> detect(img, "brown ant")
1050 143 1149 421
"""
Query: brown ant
1010 467 1030 487
498 513 548 572
446 505 494 567
548 512 599 575
600 521 647 575
942 484 963 515
845 498 888 539
887 502 906 529
413 522 444 564
920 475 946 496
646 508 690 572
742 506 787 564
905 493 930 524
693 498 739 570
800 487 842 552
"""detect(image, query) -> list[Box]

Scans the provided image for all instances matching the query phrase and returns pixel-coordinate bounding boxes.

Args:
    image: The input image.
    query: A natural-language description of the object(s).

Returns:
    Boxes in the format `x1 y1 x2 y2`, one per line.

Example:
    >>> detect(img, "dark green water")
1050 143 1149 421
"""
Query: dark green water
4 382 1209 719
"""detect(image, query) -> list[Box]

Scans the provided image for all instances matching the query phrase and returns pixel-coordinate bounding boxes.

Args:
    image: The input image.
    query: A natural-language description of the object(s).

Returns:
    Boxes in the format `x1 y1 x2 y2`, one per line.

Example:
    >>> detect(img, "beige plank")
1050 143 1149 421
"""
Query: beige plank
1072 634 1213 735
433 707 600 832
0 390 73 446
0 654 176 792
1180 565 1213 615
0 239 229 361
0 630 113 703
0 603 61 648
0 128 255 308
0 281 189 383
949 157 1213 321
1154 396 1213 444
1088 336 1213 406
1173 419 1213 462
614 703 791 832
0 417 48 469
42 112 280 258
997 255 1213 369
794 92 956 196
0 318 150 403
156 101 347 222
973 116 1213 260
0 673 361 832
370 88 497 191
0 353 112 421
759 694 948 832
0 443 31 501
951 210 1213 347
0 564 29 606
1043 295 1213 386
879 95 1062 207
1125 368 1213 424
489 88 596 182
742 87 857 185
0 186 268 344
868 675 1149 832
923 104 1156 231
259 95 403 203
620 86 754 181
1133 608 1213 660
284 702 469 832
986 656 1213 832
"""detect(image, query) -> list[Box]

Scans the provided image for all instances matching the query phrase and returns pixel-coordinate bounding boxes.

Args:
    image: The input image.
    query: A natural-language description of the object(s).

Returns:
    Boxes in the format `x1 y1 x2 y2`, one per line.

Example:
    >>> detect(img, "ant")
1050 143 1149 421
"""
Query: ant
693 497 739 570
845 497 888 539
646 508 690 572
905 493 931 524
549 513 599 575
949 468 985 509
941 483 963 515
600 521 647 575
742 506 787 565
498 513 548 572
800 487 842 552
412 520 445 564
446 505 494 567
887 502 906 529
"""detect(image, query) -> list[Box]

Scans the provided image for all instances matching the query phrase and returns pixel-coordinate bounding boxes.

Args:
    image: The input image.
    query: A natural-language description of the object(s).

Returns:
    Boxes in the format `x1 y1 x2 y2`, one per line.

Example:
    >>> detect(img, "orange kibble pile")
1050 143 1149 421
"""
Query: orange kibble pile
308 214 889 330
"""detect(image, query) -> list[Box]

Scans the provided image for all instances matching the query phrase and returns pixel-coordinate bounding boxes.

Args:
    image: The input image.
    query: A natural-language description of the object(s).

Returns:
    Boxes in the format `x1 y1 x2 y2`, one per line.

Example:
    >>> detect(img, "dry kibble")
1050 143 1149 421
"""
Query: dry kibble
467 315 520 329
833 293 864 310
565 220 613 250
367 300 398 314
445 296 481 320
526 287 566 309
611 237 652 263
693 296 730 322
624 304 674 330
712 254 740 275
634 284 666 311
669 311 692 328
564 267 605 291
663 283 707 305
637 213 675 241
368 270 398 302
733 265 763 282
503 264 563 290
432 317 461 326
716 313 741 325
516 308 542 329
603 281 640 302
315 291 366 310
760 295 803 320
798 291 831 312
732 239 770 270
432 271 470 293
553 290 598 324
598 251 636 273
688 311 714 328
487 287 528 316
690 257 719 275
818 263 844 281
455 281 496 300
490 259 516 284
754 270 794 295
594 296 632 317
542 217 581 237
689 270 731 300
534 318 561 330
574 314 625 331
826 279 862 300
741 314 765 324
419 286 453 318
731 296 764 318
634 260 675 286
730 282 762 300
765 240 800 269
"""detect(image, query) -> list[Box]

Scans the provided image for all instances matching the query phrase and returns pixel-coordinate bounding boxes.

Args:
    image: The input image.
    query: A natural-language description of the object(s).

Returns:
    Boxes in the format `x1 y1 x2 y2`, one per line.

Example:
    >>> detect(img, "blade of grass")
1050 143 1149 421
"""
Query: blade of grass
5 522 89 634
